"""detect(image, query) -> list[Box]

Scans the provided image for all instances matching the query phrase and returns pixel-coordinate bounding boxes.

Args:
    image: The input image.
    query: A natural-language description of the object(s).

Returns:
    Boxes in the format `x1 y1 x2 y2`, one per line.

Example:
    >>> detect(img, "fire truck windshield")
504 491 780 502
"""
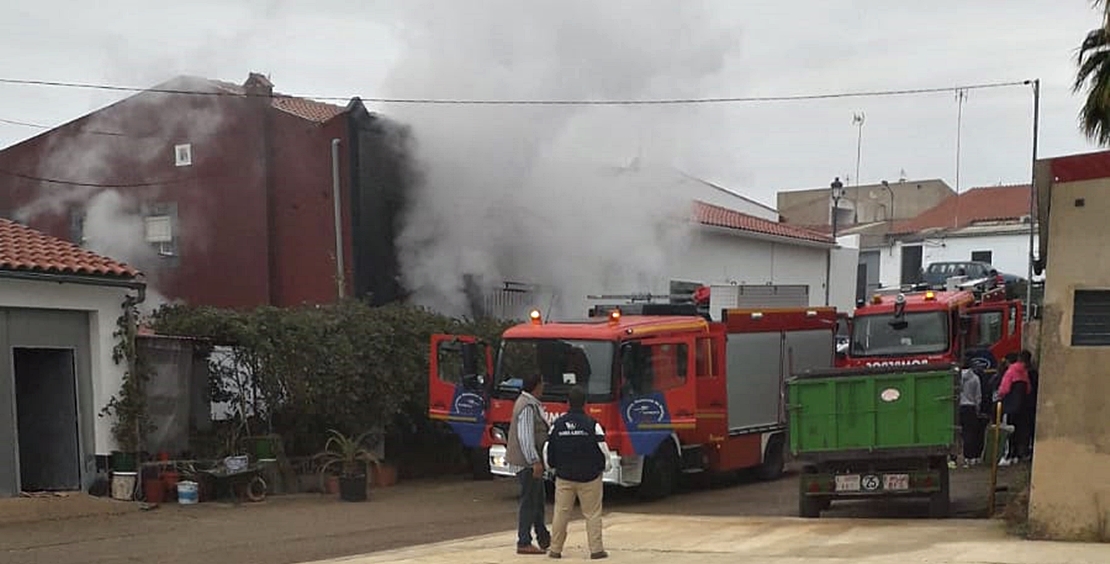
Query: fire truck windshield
493 339 615 402
850 311 950 357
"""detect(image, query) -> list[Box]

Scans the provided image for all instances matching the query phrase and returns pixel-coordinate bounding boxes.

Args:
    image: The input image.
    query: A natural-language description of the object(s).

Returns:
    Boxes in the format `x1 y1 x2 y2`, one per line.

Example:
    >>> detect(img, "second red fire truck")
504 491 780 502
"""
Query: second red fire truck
428 303 837 499
839 278 1024 378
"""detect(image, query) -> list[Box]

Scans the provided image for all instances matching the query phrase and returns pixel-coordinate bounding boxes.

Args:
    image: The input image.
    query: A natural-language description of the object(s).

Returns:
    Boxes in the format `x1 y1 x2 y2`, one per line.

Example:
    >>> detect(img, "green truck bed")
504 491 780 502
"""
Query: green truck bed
788 365 958 458
787 364 959 518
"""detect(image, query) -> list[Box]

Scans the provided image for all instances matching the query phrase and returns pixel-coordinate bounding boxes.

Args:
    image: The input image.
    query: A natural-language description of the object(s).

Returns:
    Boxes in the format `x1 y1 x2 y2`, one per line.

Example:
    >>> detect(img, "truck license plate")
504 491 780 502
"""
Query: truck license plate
834 474 861 491
883 474 910 491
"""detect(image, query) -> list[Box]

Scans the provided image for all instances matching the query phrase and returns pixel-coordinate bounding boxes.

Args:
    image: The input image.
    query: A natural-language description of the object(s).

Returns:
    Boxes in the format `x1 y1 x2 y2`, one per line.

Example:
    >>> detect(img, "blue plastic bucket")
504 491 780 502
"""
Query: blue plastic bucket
177 480 198 505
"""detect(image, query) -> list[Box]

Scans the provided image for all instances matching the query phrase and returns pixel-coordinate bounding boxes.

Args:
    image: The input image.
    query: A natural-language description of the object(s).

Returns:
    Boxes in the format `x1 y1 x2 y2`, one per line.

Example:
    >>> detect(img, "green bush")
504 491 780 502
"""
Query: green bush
150 300 515 458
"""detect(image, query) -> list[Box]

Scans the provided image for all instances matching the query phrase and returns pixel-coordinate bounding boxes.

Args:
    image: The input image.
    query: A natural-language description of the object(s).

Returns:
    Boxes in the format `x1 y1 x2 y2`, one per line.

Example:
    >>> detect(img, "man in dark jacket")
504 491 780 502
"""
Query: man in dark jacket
543 386 609 560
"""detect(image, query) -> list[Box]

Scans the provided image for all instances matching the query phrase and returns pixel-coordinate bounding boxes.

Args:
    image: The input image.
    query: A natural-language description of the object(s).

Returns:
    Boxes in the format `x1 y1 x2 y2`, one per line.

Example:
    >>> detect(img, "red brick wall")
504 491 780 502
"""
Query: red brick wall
0 90 276 308
268 111 355 307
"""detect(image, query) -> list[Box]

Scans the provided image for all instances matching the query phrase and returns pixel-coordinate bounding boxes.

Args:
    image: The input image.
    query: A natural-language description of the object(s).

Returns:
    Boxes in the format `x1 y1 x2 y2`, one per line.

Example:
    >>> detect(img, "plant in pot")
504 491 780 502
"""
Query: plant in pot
314 429 381 502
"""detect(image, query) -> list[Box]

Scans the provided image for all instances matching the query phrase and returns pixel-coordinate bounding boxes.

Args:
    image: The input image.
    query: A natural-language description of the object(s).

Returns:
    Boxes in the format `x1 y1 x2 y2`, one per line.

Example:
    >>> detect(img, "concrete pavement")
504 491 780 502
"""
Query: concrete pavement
303 513 1108 564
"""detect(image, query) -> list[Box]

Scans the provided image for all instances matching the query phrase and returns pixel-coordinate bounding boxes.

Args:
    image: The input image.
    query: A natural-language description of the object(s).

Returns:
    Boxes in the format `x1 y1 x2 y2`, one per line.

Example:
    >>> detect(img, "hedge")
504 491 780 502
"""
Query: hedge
149 300 515 458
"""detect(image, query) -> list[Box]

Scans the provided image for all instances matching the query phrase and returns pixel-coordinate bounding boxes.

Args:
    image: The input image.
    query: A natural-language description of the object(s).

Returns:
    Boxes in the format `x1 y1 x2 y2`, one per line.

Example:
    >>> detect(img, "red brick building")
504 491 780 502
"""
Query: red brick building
0 73 412 309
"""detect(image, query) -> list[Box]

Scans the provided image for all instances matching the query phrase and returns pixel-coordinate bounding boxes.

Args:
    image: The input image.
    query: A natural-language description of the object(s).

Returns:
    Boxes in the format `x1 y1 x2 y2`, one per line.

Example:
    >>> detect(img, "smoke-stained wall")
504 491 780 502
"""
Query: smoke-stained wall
347 100 414 306
0 76 405 310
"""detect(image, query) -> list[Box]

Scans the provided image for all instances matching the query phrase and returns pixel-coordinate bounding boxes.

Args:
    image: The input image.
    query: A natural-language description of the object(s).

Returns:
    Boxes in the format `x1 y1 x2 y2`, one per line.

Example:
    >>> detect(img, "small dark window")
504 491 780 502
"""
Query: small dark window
1072 290 1110 346
1076 198 1086 208
971 251 992 264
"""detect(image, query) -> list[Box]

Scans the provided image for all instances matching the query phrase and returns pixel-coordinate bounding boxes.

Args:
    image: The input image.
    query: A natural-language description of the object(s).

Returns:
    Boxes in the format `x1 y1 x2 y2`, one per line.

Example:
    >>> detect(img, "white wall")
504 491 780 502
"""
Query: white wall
829 234 860 313
878 241 905 287
653 228 832 307
0 277 132 454
921 233 1033 279
873 231 1035 287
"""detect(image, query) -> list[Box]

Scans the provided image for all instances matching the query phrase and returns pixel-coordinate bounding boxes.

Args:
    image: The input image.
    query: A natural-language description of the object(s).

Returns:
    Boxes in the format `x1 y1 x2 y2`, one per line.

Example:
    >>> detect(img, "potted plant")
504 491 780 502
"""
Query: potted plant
314 429 381 502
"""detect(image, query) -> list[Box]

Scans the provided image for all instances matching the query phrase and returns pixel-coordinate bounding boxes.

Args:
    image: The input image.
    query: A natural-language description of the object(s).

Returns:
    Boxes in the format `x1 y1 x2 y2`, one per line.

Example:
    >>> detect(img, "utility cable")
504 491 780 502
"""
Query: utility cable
0 168 212 188
0 76 1032 106
0 116 126 136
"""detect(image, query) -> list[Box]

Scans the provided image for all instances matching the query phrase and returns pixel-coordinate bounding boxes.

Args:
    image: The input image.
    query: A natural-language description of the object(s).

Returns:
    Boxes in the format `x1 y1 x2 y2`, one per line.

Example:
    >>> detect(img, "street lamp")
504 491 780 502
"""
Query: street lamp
830 177 845 239
880 180 895 224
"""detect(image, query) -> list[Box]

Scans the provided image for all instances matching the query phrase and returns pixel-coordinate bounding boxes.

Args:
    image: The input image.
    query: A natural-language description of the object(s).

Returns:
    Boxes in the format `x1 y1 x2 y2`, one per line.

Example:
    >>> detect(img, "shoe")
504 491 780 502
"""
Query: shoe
548 552 561 559
517 545 545 555
590 551 609 559
539 539 550 551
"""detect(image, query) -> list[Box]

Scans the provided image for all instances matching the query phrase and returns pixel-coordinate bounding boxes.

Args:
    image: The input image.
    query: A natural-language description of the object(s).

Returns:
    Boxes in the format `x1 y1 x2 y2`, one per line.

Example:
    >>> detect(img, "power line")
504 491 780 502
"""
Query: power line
0 168 207 188
0 116 49 128
0 76 1032 106
0 116 126 136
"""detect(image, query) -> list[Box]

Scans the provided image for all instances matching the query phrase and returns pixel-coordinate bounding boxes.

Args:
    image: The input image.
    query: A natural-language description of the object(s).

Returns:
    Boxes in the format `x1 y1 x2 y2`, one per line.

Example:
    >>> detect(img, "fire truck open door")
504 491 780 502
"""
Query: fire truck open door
428 334 495 448
963 301 1023 377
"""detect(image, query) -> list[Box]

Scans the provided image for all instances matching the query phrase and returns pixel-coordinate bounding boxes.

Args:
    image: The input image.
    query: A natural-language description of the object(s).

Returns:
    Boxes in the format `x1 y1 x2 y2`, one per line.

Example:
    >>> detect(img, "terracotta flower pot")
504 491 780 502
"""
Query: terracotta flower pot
144 479 165 503
325 475 340 495
162 471 180 501
371 463 398 487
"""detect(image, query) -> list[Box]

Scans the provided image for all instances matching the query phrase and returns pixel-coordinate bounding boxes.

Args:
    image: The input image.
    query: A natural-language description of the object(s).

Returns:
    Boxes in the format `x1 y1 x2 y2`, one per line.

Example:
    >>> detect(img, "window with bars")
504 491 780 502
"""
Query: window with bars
1072 290 1110 346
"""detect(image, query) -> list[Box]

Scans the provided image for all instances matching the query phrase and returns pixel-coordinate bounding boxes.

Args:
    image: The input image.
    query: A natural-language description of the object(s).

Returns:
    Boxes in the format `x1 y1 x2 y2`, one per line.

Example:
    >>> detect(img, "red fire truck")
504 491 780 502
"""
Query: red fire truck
839 280 1023 378
428 304 836 499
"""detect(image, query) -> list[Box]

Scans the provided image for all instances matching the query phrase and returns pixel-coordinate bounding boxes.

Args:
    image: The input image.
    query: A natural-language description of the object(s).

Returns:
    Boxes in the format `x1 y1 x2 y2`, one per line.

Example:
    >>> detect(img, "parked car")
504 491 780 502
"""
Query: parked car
921 261 993 287
921 261 1025 297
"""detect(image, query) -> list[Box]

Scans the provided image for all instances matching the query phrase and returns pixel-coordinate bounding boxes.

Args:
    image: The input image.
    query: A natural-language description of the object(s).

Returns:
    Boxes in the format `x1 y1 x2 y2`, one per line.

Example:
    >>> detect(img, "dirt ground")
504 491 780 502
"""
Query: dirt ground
0 464 1028 564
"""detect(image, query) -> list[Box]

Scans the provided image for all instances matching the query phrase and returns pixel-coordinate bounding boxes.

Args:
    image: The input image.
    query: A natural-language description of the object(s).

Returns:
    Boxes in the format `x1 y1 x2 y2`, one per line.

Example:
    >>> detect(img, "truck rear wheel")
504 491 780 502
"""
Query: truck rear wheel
928 461 951 518
756 436 785 481
637 445 678 501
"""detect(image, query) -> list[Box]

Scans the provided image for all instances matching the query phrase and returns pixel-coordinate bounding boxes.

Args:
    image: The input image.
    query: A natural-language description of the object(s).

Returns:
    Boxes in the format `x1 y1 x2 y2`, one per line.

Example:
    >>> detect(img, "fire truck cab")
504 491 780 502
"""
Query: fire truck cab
840 277 1023 376
428 304 837 500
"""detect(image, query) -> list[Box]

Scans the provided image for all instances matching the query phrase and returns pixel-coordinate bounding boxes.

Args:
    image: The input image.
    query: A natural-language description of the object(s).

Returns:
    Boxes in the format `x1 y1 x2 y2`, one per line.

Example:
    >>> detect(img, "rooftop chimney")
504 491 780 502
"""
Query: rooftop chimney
243 72 274 98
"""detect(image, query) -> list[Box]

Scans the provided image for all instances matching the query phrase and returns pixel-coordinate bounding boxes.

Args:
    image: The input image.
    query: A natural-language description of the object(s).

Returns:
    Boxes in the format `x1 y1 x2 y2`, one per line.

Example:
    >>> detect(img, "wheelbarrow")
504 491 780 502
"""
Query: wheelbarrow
196 457 270 504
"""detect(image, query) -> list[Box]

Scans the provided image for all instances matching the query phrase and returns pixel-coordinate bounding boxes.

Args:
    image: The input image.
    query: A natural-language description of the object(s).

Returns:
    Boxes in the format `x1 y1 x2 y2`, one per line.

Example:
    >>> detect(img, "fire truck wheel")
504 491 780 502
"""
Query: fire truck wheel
470 448 493 481
637 445 678 501
756 437 785 481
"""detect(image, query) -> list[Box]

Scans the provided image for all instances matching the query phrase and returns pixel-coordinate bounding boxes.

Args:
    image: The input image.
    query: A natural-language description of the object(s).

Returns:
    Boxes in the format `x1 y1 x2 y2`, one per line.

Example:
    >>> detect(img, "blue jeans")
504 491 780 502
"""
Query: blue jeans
516 468 549 547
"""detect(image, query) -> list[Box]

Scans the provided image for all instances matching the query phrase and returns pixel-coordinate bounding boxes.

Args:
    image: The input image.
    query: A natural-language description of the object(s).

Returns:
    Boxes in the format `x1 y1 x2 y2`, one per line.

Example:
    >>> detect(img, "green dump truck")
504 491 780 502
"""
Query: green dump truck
787 364 958 518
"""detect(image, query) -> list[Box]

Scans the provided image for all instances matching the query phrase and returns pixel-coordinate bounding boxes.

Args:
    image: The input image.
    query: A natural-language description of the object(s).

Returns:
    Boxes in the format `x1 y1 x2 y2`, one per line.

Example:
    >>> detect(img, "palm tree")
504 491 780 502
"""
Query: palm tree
1076 1 1110 144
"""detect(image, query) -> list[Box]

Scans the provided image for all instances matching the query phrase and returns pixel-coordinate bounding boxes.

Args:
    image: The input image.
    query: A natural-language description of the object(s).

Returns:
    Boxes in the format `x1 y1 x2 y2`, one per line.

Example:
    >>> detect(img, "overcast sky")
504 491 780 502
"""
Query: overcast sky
0 0 1103 207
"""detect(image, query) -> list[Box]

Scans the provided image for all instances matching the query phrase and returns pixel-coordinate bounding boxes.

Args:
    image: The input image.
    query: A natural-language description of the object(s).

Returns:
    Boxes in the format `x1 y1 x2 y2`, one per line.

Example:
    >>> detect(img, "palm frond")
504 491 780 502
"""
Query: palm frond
1079 28 1110 62
1075 41 1110 92
1079 57 1110 145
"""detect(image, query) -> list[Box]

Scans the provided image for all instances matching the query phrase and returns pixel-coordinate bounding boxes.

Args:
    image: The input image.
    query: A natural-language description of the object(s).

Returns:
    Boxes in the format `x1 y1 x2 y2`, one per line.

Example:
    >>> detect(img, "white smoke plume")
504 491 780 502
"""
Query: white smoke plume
378 1 739 317
79 190 170 312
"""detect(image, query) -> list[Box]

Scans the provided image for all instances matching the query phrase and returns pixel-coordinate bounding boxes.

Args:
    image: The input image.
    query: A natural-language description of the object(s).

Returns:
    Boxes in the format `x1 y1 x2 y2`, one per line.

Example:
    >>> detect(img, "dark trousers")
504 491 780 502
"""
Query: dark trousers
960 406 983 459
516 468 549 548
1008 410 1032 460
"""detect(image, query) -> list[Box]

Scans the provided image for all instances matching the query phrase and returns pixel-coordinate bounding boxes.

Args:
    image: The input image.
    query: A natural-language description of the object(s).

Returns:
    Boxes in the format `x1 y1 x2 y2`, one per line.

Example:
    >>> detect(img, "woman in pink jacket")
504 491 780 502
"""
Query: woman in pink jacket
997 352 1031 464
